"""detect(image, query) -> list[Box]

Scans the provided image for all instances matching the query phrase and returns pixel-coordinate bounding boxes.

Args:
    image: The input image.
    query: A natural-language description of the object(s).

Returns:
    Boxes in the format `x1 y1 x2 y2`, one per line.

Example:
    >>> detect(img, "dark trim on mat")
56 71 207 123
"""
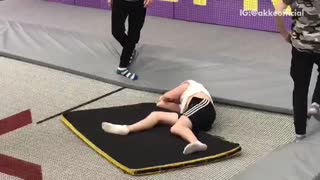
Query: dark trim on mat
61 115 242 175
1 52 292 116
36 87 126 124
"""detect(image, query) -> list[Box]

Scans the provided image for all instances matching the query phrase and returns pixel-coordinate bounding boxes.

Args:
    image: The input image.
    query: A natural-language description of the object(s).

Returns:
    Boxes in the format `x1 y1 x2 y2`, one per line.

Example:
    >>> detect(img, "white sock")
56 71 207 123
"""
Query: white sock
294 134 306 142
312 102 320 108
183 141 207 155
101 122 129 135
308 102 320 114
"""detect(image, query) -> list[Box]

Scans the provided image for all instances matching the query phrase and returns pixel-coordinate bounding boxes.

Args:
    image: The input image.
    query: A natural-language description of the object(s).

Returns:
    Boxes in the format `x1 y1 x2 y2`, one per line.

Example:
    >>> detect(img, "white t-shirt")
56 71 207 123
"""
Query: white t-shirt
179 80 213 113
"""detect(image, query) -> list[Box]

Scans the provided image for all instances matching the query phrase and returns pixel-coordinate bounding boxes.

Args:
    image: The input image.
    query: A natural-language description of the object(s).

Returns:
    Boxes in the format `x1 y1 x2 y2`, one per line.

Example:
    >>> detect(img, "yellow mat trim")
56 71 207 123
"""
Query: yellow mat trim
61 115 241 175
61 116 134 175
134 146 241 175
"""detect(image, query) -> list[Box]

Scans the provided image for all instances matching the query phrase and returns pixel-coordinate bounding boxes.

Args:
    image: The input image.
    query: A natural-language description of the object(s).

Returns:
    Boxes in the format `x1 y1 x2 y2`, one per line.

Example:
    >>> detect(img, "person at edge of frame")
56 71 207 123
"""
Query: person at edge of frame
275 0 320 142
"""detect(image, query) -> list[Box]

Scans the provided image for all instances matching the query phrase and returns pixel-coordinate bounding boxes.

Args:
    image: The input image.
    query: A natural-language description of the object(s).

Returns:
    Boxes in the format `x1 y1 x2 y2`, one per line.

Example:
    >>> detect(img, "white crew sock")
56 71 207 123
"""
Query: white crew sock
101 122 129 135
183 141 207 155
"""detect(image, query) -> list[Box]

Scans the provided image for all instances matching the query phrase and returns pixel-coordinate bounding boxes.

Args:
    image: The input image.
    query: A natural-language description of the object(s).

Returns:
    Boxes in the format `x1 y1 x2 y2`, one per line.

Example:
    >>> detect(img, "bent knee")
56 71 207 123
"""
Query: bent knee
111 30 118 37
170 125 178 134
170 124 184 134
111 30 123 40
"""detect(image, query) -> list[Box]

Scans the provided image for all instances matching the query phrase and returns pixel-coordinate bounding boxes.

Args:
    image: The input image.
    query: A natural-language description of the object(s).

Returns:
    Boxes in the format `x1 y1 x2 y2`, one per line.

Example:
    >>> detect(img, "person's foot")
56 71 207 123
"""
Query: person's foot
128 49 137 66
294 134 306 142
116 67 138 81
308 102 320 121
183 141 207 155
101 122 129 135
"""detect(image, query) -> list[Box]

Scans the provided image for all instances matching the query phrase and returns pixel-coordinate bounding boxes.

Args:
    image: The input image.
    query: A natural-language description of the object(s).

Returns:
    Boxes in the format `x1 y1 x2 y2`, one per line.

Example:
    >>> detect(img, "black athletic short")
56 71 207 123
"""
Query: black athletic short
180 97 216 134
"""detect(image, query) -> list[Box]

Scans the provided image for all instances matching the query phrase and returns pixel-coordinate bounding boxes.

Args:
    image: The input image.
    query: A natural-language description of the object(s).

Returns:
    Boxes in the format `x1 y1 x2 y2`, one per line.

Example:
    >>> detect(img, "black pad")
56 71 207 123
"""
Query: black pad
62 103 241 175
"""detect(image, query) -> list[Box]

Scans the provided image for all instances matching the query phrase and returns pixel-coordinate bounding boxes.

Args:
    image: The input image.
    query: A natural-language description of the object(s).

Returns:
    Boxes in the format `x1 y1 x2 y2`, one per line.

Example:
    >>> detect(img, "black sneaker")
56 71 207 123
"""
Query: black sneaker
116 67 138 81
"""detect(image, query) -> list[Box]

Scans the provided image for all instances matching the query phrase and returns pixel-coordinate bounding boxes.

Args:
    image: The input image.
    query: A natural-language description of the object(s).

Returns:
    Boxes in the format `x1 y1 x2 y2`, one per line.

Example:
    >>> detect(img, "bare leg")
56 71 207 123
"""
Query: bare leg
170 116 198 143
157 100 180 113
170 116 207 155
102 111 178 135
128 111 178 132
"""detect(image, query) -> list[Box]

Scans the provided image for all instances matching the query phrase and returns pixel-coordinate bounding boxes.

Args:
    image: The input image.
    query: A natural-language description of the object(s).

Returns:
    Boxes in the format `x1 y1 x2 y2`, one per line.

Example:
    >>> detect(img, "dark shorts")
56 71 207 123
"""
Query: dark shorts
180 97 216 134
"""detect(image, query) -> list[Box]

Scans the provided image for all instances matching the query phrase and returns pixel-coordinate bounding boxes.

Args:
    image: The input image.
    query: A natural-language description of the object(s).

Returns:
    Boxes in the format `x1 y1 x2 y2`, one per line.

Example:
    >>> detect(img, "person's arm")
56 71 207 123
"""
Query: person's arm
158 82 189 103
158 94 180 104
108 0 112 7
275 0 291 43
144 0 153 8
156 101 181 112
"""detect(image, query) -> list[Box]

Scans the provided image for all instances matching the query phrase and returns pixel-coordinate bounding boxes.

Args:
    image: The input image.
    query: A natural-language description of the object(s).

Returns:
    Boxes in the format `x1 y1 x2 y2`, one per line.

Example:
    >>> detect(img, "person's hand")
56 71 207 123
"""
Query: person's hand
281 31 291 43
158 95 167 102
108 0 112 7
159 95 164 101
144 0 153 8
158 95 173 102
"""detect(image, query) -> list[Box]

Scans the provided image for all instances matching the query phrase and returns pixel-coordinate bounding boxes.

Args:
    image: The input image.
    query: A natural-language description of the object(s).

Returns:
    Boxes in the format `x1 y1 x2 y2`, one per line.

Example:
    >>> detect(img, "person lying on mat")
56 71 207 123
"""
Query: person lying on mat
101 80 216 155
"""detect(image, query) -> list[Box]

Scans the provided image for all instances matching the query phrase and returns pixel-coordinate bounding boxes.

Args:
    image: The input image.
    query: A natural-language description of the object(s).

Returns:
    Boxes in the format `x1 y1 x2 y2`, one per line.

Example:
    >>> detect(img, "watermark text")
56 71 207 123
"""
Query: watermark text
240 9 303 17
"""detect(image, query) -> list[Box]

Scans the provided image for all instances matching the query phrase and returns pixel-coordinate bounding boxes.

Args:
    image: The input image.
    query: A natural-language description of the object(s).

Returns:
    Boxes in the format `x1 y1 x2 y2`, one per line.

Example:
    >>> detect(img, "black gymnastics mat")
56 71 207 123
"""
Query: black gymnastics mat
61 103 241 175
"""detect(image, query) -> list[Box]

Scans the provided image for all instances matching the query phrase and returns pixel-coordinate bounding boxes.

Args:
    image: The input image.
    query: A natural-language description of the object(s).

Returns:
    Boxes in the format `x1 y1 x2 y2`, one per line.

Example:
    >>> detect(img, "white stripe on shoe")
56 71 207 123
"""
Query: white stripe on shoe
121 70 129 75
117 67 138 81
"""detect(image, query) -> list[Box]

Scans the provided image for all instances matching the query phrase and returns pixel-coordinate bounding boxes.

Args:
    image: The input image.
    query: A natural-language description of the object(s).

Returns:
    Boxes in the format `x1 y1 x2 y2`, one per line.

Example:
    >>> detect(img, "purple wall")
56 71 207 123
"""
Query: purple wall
47 0 292 32
100 0 110 9
147 1 174 19
175 0 291 32
48 0 75 5
75 0 101 8
63 0 75 5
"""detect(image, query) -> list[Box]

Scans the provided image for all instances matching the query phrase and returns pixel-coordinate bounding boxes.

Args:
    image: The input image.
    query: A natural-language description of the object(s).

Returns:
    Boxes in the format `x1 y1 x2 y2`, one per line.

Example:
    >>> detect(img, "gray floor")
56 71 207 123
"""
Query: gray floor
233 118 320 180
0 57 119 122
0 0 293 60
1 0 318 114
0 58 296 180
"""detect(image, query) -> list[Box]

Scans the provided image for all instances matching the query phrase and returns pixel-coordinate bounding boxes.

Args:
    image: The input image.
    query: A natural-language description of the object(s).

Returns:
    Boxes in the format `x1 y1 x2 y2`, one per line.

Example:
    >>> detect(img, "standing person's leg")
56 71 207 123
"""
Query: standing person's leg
290 47 314 140
116 0 146 80
112 0 138 80
126 0 146 63
102 111 178 135
111 0 128 48
308 53 320 120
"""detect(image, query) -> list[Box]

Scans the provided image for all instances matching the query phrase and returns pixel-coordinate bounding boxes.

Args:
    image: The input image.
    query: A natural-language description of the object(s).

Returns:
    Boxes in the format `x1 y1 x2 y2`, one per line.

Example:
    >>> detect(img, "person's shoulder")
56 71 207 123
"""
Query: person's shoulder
184 79 201 84
181 79 194 85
